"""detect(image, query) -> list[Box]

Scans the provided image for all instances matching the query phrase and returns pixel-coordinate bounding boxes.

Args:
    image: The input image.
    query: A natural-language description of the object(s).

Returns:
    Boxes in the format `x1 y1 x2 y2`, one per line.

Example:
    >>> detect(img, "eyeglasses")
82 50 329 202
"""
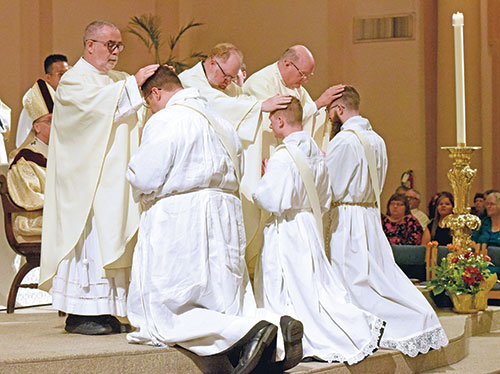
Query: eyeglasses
389 202 405 207
215 60 238 83
143 88 162 108
87 39 125 53
289 61 313 80
326 102 345 112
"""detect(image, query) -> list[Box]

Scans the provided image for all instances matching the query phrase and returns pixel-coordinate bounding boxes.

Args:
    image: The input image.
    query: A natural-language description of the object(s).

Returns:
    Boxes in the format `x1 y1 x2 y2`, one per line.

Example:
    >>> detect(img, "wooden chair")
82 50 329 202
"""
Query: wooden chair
0 174 41 313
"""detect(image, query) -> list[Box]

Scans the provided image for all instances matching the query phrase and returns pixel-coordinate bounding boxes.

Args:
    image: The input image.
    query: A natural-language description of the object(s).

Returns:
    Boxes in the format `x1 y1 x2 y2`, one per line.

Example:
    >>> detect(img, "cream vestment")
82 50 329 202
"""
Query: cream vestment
7 133 48 242
39 58 143 316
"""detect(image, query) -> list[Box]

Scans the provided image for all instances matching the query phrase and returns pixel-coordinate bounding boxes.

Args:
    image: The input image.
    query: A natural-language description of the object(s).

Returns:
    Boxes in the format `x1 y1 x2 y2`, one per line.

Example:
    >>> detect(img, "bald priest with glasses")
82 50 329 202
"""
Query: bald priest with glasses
39 20 159 335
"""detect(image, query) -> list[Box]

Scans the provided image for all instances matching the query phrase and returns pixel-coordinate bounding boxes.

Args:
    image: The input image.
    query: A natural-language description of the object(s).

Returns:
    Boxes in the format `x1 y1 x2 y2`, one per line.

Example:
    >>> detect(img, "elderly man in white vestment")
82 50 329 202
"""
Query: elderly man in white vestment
39 20 159 335
179 43 292 273
7 82 52 243
16 54 69 148
126 66 303 374
243 45 344 151
325 86 448 356
253 97 384 364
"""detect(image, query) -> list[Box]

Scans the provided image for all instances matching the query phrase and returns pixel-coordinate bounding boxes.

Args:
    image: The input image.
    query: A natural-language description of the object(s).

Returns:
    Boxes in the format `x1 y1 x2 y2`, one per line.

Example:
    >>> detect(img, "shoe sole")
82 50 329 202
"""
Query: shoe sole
232 324 278 374
280 316 304 371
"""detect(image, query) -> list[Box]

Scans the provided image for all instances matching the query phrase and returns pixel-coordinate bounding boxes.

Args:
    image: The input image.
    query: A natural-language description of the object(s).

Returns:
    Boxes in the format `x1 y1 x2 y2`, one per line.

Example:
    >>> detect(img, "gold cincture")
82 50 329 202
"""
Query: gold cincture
440 146 482 249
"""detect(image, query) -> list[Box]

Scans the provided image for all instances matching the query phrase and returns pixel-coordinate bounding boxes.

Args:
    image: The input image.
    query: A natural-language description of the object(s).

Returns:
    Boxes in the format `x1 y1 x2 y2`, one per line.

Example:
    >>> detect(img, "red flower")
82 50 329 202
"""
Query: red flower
464 251 472 259
451 257 459 263
485 255 491 262
462 275 475 285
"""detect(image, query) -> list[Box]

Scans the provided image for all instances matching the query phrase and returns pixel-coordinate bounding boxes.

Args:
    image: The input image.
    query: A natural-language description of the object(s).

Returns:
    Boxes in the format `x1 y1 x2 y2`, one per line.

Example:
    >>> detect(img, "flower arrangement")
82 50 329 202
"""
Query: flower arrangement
428 242 492 296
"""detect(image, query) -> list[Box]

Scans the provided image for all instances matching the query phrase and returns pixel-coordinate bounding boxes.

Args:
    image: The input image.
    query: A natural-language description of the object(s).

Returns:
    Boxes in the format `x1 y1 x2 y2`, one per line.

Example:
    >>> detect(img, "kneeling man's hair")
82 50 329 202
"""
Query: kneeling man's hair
335 86 360 111
141 65 183 94
271 96 303 127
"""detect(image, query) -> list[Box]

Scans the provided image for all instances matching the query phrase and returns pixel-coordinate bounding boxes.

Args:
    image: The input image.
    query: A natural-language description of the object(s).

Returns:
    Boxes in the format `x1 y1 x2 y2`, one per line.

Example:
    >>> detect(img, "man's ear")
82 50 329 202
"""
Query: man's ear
33 121 40 135
278 115 285 128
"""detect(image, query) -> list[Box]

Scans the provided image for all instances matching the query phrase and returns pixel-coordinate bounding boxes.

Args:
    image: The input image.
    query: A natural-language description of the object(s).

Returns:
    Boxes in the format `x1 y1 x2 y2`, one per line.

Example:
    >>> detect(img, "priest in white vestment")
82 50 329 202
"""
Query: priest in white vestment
253 97 384 364
16 54 69 147
39 20 159 335
243 45 344 152
126 66 302 374
325 87 448 356
178 43 292 274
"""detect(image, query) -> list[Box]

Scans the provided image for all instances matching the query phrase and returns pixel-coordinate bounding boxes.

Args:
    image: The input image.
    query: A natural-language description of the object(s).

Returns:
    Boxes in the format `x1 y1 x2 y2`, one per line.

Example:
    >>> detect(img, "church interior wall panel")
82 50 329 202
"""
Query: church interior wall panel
479 0 493 191
328 0 427 207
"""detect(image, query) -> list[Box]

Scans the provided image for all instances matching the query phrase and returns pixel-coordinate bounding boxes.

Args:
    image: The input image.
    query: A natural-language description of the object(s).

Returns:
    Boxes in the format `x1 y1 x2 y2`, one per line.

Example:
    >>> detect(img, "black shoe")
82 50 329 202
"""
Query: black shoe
64 314 113 335
100 315 132 333
232 323 278 374
275 315 303 371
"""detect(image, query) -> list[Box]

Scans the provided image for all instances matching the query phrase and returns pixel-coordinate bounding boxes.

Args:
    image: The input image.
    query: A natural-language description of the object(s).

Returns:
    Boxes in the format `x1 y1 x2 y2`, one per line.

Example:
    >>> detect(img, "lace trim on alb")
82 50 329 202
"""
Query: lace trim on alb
380 326 448 357
318 317 385 365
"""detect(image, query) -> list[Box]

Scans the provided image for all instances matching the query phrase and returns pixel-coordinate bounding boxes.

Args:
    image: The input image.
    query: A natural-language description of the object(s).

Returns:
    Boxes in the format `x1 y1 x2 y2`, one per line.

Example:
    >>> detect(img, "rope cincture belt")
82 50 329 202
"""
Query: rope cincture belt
331 201 377 208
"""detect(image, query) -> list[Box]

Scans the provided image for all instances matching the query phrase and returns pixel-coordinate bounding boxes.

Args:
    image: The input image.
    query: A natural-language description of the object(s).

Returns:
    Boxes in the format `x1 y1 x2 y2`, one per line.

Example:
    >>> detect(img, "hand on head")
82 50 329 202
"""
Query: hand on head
135 64 160 87
316 84 345 110
261 94 292 113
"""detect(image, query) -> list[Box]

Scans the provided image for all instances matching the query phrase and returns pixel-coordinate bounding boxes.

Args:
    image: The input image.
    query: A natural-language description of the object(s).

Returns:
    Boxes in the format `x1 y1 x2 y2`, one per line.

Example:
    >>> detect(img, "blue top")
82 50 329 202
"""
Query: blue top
471 217 500 247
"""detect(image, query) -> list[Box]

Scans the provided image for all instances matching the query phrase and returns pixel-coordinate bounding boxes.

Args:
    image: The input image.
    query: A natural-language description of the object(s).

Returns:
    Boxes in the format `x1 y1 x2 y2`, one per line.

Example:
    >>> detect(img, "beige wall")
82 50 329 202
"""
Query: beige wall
0 0 495 214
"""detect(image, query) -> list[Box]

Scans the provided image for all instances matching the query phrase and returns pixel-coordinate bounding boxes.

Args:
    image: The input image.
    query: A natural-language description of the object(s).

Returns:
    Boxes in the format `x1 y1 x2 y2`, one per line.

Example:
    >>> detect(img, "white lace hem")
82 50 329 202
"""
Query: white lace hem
317 317 385 365
380 326 448 357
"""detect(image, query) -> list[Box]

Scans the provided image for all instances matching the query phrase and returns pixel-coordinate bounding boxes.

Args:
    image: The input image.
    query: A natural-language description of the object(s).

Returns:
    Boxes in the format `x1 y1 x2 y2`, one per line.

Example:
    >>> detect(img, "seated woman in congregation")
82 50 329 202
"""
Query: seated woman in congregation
422 192 454 246
382 193 423 245
472 192 500 247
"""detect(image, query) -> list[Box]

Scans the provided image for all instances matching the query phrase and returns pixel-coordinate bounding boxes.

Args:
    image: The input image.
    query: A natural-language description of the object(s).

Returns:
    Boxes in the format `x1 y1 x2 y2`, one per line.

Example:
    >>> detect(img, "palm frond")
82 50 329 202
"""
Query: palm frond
168 20 204 51
127 14 163 63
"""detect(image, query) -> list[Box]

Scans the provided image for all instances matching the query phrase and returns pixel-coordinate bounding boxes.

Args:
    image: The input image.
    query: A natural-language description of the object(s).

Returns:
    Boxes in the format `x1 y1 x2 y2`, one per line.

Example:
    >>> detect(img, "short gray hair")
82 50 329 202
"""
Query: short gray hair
83 20 118 45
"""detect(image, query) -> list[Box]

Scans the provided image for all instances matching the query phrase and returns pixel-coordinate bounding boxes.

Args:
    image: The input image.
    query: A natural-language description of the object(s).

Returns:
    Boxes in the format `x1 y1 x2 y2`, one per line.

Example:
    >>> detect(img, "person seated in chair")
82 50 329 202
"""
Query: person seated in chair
7 81 51 243
382 193 423 245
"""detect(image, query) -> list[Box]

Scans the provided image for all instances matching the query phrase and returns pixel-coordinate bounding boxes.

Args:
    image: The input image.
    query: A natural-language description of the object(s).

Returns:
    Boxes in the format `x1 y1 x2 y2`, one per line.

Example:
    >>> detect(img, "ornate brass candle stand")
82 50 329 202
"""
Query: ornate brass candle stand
440 146 482 249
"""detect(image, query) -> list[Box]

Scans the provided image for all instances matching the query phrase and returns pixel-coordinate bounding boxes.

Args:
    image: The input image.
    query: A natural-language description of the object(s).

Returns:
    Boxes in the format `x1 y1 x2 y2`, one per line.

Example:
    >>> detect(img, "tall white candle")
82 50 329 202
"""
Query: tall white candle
452 12 466 146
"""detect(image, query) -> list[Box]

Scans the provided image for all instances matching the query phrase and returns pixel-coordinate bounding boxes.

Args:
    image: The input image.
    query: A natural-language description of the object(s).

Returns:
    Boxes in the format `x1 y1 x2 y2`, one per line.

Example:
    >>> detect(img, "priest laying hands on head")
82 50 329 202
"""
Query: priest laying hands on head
39 20 159 336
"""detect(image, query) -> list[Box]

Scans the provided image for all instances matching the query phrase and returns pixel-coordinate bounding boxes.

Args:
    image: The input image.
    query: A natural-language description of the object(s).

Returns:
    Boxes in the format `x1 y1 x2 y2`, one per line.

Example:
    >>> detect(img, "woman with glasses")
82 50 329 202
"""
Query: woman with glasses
422 192 454 246
382 193 423 245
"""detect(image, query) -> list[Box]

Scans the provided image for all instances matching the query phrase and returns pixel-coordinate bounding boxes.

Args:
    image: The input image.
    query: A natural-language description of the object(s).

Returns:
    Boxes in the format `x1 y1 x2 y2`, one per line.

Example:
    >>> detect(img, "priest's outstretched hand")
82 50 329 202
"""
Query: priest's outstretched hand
135 64 160 86
261 94 292 113
315 84 345 109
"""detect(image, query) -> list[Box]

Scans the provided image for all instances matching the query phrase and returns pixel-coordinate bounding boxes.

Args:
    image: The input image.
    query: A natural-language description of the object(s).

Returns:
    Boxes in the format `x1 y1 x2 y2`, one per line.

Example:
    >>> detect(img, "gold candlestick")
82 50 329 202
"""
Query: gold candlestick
440 146 482 249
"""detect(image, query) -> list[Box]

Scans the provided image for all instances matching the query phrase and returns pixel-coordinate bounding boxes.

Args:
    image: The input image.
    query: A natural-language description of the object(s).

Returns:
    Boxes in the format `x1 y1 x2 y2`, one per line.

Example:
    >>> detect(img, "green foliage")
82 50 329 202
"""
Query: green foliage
128 15 206 72
428 249 492 296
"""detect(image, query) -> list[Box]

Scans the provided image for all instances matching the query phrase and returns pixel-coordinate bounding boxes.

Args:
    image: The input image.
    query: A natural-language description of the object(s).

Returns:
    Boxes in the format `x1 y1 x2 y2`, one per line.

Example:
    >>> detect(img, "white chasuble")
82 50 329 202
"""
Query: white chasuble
39 57 142 307
243 62 330 152
253 131 383 364
326 116 448 356
126 89 276 355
